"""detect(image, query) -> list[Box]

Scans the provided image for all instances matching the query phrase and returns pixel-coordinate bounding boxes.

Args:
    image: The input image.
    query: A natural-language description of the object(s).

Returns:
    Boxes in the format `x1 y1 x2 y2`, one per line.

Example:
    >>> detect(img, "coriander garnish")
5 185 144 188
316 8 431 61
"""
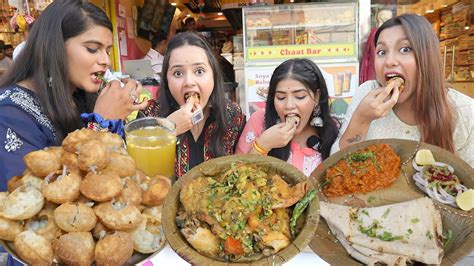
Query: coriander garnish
367 196 376 204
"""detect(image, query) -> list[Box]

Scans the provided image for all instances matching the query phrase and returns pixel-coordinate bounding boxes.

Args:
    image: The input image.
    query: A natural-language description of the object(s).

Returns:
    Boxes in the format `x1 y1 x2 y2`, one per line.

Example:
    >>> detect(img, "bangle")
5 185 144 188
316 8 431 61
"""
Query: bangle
81 113 125 137
86 121 108 132
253 140 269 155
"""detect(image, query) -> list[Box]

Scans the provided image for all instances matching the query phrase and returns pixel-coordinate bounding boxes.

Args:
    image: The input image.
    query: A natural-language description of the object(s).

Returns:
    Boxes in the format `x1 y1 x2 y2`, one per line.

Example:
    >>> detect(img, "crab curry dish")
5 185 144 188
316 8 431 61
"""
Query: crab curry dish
177 163 313 261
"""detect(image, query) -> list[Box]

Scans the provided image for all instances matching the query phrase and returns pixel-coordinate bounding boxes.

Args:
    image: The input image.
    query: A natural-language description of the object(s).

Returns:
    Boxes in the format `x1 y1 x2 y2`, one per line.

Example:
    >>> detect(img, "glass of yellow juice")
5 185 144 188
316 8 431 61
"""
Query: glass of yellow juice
124 117 176 181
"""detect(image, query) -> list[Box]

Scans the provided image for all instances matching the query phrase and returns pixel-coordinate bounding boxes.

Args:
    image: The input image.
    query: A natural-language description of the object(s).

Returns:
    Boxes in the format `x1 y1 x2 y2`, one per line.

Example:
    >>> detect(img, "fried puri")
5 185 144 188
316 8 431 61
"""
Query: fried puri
77 139 109 172
285 115 300 126
0 217 24 241
0 191 8 210
42 170 82 204
116 177 142 206
129 213 165 254
94 201 142 230
54 202 97 232
141 175 171 206
23 148 62 177
144 206 162 220
95 232 134 266
60 151 81 174
80 172 122 202
25 209 62 242
3 185 44 220
389 77 405 93
62 128 96 153
96 131 125 152
8 173 43 193
184 92 200 104
103 152 136 177
52 232 95 266
7 176 22 193
92 221 110 240
14 231 54 265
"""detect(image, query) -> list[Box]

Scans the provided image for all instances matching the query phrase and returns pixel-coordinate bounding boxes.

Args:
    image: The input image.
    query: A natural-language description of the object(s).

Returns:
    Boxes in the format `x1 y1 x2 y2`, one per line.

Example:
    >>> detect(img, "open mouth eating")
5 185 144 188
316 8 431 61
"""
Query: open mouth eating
184 92 200 105
92 71 106 83
385 74 405 93
285 114 300 126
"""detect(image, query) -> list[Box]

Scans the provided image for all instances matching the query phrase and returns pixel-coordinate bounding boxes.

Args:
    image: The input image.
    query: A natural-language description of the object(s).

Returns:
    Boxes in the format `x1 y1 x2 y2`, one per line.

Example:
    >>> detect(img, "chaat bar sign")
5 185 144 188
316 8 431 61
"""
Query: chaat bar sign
247 44 355 60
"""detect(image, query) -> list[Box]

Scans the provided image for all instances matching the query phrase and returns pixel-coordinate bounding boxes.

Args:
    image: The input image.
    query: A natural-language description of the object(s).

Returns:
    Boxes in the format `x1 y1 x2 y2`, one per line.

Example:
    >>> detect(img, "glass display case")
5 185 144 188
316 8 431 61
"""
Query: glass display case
243 2 358 63
241 2 359 120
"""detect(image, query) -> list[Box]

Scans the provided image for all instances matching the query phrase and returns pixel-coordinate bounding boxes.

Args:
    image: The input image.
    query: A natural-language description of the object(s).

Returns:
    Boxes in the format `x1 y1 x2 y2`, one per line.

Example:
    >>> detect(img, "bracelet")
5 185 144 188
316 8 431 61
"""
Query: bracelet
253 140 269 155
86 121 108 132
81 113 125 137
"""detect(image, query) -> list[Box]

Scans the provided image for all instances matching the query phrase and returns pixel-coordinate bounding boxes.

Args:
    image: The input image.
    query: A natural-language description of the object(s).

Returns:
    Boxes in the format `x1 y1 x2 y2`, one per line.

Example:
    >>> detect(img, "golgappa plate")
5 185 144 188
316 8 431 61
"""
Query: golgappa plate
0 238 166 265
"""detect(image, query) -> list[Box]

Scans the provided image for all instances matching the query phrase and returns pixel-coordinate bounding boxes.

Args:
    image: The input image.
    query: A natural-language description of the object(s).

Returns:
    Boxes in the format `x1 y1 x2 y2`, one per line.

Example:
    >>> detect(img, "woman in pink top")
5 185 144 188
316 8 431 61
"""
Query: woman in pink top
236 59 339 176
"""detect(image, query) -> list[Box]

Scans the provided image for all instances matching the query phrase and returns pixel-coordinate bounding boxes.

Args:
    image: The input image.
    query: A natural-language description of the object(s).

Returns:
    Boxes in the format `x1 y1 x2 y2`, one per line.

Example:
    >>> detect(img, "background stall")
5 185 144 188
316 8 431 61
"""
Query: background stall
241 1 359 120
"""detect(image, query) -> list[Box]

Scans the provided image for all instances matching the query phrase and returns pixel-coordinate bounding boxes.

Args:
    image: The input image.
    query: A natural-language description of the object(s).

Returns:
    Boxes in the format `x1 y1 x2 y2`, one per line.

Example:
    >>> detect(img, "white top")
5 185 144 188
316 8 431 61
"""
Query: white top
12 41 26 60
331 80 474 167
143 48 164 81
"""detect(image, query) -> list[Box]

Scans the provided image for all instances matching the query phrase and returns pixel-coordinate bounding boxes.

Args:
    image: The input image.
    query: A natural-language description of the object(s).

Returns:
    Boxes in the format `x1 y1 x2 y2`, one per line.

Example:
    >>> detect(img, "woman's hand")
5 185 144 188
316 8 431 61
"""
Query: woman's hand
94 79 148 120
338 82 400 150
256 121 297 151
167 101 197 135
353 82 400 123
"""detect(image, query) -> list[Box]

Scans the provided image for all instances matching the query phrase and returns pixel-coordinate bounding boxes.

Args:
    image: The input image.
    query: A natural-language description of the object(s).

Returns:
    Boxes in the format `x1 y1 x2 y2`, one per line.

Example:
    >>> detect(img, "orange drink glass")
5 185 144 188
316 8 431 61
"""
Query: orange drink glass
125 117 176 181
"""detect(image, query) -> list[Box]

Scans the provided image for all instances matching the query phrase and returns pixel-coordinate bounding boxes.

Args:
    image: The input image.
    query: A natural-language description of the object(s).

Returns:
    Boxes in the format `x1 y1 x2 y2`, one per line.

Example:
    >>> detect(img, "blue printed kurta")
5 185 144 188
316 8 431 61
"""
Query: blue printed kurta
0 85 56 191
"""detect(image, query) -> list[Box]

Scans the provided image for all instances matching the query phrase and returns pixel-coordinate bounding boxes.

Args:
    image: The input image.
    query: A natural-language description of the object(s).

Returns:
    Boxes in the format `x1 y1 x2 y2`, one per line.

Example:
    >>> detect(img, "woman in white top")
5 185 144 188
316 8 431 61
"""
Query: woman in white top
331 14 474 167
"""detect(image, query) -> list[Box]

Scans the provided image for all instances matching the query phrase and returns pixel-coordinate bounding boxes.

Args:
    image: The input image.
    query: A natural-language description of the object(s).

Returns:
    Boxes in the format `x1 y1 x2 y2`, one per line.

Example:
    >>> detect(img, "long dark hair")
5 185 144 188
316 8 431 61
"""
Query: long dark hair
265 59 338 160
375 14 454 152
158 32 228 156
0 0 112 143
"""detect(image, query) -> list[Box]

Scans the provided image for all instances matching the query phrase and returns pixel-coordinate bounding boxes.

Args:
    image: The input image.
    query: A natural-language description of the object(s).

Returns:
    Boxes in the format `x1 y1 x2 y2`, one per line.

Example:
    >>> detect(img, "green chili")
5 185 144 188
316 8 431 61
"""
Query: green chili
290 189 317 236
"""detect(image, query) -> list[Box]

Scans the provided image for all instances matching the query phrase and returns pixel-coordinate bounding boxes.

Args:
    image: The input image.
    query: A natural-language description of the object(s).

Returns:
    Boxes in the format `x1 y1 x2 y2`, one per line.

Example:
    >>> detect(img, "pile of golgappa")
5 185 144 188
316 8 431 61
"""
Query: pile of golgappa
0 128 170 265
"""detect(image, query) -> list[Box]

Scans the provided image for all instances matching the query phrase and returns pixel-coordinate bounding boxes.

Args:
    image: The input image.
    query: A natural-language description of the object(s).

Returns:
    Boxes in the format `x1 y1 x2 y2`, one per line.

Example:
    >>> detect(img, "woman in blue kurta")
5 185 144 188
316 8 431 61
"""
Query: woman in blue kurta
0 0 148 191
0 2 147 264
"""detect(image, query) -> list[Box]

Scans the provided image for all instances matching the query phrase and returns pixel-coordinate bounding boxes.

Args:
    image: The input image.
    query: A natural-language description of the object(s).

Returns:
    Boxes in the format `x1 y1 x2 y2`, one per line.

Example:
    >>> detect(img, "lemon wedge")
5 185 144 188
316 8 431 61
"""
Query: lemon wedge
456 189 474 211
415 149 436 165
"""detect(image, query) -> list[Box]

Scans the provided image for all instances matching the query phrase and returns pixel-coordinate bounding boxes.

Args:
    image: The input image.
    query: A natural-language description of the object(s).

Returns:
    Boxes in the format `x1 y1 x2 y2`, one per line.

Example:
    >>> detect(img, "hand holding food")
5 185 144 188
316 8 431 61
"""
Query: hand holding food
94 79 149 120
167 100 195 135
257 120 297 151
388 76 405 93
352 82 400 123
184 92 204 125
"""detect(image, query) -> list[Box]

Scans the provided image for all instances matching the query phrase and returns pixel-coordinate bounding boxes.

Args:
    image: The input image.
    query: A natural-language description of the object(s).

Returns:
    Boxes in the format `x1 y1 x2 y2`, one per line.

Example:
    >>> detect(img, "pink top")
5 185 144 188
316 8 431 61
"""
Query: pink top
236 109 322 176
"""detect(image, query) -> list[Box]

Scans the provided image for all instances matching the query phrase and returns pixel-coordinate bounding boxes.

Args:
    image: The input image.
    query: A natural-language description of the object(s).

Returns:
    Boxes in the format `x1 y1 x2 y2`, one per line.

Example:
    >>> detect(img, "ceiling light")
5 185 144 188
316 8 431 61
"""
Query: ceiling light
218 12 223 16
171 2 177 6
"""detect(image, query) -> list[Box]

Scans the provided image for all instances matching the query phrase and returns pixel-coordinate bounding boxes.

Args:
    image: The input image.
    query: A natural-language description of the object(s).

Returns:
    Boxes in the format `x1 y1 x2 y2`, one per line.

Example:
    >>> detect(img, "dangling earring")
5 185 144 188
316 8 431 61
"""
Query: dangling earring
310 105 323 127
47 77 53 88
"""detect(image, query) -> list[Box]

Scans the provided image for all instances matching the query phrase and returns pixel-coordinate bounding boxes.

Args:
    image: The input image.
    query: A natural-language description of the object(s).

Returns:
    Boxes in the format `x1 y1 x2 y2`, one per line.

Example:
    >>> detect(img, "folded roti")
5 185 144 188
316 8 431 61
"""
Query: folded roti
320 197 443 265
326 220 409 266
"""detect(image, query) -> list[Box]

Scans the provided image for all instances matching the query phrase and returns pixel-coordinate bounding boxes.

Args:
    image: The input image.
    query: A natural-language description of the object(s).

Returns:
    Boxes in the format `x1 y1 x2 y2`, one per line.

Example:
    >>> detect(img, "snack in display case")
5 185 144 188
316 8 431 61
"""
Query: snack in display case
243 2 357 51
